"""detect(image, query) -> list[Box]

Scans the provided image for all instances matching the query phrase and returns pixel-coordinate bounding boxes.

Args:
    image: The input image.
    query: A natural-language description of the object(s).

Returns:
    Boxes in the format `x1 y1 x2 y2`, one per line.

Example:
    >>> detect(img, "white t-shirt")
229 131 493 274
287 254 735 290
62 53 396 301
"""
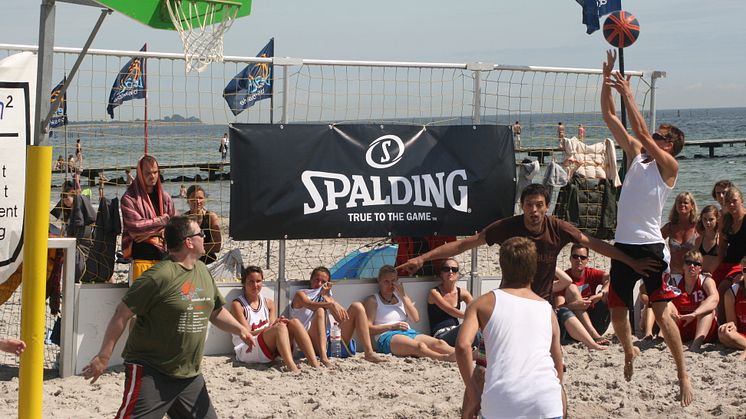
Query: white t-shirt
481 289 562 419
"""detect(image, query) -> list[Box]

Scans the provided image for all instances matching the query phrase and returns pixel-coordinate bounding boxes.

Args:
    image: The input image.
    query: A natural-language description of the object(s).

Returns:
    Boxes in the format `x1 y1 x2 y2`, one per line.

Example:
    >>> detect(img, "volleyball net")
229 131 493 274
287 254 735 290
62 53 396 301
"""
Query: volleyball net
0 43 658 369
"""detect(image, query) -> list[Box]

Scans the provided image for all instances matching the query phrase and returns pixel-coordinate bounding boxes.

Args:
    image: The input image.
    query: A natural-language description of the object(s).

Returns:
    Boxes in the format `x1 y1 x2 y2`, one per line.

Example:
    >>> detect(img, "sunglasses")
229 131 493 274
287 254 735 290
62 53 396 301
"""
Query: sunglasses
184 231 205 240
652 132 673 142
441 266 459 273
684 260 702 267
571 254 589 260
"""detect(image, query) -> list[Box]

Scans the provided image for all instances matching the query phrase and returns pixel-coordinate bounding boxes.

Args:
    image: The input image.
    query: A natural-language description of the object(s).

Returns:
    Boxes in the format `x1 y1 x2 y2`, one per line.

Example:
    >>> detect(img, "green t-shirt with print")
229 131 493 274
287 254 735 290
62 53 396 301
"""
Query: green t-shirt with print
122 259 226 378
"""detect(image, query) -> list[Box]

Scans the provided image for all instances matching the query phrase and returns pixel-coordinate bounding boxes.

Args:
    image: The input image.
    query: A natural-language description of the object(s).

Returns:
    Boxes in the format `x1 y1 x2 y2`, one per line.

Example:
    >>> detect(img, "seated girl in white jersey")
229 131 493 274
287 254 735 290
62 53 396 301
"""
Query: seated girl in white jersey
363 265 455 361
291 267 386 364
668 250 719 352
456 237 564 419
229 266 322 372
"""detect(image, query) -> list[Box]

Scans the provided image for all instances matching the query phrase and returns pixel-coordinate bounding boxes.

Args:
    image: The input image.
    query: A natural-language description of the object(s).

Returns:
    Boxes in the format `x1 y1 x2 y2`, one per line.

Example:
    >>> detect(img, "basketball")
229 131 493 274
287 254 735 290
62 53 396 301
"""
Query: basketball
603 11 640 48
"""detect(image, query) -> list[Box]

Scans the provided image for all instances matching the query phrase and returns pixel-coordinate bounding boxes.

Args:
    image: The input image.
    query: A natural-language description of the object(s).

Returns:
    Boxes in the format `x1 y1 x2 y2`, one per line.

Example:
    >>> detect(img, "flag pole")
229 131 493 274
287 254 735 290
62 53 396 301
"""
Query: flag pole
269 37 275 125
143 43 148 155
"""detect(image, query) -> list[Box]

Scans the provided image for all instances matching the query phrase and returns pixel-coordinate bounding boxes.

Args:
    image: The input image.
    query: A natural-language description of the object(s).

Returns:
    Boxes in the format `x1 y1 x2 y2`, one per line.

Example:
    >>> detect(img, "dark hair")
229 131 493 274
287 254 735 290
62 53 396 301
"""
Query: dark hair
241 265 264 284
377 265 397 280
62 180 75 193
520 183 550 205
309 266 331 281
164 215 196 252
570 243 588 255
499 237 537 288
139 154 159 169
186 184 204 199
658 123 685 156
711 180 734 200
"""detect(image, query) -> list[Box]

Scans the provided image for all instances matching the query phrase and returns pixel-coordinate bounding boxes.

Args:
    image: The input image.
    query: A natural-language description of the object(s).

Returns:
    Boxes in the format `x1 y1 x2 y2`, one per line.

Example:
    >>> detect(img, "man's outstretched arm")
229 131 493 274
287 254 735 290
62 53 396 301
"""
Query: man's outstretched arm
396 233 486 275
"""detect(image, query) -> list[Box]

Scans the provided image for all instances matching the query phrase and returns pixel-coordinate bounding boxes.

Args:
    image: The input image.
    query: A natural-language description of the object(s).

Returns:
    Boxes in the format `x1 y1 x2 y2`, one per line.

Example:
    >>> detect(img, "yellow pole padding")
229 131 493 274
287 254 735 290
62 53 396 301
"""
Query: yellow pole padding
19 145 52 419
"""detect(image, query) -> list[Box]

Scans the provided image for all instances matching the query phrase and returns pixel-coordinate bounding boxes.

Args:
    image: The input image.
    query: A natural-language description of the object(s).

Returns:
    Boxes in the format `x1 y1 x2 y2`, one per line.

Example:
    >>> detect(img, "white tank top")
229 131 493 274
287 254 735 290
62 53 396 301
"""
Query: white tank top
373 291 408 326
481 289 563 419
291 287 333 331
615 154 674 244
231 294 270 347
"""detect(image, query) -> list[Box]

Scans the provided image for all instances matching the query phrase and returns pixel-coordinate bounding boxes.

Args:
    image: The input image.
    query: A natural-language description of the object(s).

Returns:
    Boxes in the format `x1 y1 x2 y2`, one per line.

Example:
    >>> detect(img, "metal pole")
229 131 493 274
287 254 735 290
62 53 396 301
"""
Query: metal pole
275 64 290 314
468 65 485 296
42 8 110 129
649 71 665 132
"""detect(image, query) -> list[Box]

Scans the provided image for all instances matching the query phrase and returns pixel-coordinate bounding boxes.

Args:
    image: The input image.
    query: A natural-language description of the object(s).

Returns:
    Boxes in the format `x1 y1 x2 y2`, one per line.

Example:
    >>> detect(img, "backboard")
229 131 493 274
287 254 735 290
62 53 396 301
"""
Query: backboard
92 0 252 30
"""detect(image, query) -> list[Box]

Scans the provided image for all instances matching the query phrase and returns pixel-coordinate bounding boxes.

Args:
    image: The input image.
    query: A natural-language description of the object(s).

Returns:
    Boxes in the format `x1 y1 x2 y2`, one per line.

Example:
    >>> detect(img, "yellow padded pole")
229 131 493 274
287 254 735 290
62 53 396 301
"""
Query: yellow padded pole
19 145 52 419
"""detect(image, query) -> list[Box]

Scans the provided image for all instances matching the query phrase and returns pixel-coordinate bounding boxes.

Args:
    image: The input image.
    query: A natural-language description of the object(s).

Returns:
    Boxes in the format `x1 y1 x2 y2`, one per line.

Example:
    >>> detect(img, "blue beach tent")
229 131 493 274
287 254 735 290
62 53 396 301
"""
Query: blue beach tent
330 244 398 280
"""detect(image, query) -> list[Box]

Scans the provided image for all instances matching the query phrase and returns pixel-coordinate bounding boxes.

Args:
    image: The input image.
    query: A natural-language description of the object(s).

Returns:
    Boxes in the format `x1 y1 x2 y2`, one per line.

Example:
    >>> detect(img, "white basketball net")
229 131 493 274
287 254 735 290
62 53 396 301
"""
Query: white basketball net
165 0 240 72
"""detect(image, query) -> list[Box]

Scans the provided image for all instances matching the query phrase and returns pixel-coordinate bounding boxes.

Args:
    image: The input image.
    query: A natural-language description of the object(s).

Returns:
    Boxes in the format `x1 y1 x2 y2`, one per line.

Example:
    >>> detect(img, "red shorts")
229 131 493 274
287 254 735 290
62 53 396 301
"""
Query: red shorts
678 315 718 343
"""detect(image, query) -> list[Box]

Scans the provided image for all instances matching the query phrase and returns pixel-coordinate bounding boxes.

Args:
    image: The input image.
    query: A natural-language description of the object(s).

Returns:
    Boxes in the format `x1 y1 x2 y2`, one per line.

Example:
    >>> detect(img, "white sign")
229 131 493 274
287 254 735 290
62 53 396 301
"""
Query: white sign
0 52 36 285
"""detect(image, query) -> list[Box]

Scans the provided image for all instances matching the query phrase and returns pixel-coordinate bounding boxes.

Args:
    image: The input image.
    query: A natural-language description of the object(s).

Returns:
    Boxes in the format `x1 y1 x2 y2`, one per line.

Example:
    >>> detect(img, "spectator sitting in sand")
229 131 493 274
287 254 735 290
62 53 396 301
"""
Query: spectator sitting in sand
669 250 719 352
717 255 746 360
363 265 455 361
561 244 611 343
427 258 477 347
230 265 322 372
290 267 386 364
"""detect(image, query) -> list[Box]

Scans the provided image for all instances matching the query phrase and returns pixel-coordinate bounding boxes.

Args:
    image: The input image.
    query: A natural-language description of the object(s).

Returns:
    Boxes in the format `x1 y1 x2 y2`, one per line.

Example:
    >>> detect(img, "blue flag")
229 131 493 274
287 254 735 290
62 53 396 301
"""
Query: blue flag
49 76 67 129
582 0 622 34
223 38 274 116
107 45 146 119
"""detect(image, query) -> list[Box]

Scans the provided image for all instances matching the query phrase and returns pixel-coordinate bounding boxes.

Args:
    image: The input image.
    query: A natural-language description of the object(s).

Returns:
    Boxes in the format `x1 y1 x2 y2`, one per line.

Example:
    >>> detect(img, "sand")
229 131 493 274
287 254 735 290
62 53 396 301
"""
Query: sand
1 338 745 418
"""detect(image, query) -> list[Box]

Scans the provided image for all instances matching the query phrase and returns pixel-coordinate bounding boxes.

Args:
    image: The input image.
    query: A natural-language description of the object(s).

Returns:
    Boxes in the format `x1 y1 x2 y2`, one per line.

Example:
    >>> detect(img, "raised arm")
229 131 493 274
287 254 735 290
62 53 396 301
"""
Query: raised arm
608 69 679 184
395 281 419 323
601 49 641 162
397 233 486 275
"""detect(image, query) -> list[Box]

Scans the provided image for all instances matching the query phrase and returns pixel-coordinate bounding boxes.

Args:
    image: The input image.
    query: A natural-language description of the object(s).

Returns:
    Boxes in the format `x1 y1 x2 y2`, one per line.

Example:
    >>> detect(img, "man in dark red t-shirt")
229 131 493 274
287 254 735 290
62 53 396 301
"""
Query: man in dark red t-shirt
399 184 653 303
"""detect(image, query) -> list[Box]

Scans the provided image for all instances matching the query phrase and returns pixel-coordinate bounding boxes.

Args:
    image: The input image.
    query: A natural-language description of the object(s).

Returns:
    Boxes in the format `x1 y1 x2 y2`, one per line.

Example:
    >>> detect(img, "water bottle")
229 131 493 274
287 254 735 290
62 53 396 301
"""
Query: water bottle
330 322 342 358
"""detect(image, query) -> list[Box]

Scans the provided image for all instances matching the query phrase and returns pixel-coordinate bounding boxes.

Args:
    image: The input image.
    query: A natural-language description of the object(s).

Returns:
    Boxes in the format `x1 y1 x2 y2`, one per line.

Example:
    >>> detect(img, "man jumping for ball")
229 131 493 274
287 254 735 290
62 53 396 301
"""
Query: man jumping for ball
601 50 693 407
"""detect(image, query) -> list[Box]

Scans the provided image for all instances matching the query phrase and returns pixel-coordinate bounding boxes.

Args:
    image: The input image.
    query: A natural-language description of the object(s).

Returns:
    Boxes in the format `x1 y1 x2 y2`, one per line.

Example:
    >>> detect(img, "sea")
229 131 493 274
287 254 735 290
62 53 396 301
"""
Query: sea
48 107 746 219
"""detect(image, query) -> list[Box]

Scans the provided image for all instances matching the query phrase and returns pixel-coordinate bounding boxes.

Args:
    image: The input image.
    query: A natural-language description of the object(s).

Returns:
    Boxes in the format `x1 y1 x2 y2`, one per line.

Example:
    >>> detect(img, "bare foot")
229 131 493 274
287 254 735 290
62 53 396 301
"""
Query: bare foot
321 358 334 368
586 341 609 351
679 374 694 407
740 350 746 361
363 353 388 363
624 347 641 382
442 352 457 362
307 359 322 368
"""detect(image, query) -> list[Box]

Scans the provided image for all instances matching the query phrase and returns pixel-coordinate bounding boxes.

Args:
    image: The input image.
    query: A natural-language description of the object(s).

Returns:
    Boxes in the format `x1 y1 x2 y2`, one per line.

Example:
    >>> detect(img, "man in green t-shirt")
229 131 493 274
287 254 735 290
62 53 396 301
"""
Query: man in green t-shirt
83 216 253 418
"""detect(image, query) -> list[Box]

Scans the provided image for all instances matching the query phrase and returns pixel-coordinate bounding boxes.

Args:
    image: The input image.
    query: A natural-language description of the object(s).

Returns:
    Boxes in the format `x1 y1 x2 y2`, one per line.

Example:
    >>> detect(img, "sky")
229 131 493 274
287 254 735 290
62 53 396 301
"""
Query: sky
2 0 745 110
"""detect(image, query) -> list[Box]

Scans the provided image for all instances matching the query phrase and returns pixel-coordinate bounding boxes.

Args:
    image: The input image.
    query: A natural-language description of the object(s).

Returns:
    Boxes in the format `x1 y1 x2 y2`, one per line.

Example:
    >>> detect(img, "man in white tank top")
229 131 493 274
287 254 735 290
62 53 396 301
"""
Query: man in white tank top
602 50 693 407
456 237 564 419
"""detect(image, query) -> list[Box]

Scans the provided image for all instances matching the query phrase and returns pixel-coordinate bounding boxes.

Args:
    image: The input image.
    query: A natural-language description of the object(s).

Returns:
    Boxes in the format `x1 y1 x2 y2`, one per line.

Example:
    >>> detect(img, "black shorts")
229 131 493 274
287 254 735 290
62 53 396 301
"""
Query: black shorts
609 242 678 309
116 362 218 419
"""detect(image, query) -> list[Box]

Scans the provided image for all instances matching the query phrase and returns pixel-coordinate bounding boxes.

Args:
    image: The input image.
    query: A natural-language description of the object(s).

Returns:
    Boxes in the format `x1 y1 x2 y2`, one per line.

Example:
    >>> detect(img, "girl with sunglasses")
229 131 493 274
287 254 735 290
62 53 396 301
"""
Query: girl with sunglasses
426 258 476 347
669 251 719 352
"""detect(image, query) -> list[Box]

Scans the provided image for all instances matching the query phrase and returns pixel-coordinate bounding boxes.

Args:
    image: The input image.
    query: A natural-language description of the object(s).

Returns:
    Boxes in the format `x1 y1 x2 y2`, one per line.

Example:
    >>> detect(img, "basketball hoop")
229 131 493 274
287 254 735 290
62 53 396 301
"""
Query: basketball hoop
164 0 241 72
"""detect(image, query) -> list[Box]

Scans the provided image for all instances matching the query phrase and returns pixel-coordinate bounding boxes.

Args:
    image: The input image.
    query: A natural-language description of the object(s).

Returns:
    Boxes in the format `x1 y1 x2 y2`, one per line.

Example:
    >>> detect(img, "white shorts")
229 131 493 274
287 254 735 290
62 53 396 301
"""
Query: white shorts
234 332 275 364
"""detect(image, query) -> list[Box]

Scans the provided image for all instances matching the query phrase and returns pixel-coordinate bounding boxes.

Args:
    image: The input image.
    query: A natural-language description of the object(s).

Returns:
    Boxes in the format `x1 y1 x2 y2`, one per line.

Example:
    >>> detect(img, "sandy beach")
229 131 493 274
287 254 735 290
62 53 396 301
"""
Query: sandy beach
1 337 745 418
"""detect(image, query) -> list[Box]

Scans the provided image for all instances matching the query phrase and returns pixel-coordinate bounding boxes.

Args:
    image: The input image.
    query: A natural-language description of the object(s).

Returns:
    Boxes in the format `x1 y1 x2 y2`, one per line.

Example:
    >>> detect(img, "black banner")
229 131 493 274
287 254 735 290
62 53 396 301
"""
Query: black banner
230 124 515 240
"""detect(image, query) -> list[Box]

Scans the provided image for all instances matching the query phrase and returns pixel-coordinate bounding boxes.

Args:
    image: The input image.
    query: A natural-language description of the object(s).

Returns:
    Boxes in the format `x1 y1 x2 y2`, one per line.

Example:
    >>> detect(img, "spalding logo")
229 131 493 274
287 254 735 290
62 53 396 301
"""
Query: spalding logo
365 135 404 169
